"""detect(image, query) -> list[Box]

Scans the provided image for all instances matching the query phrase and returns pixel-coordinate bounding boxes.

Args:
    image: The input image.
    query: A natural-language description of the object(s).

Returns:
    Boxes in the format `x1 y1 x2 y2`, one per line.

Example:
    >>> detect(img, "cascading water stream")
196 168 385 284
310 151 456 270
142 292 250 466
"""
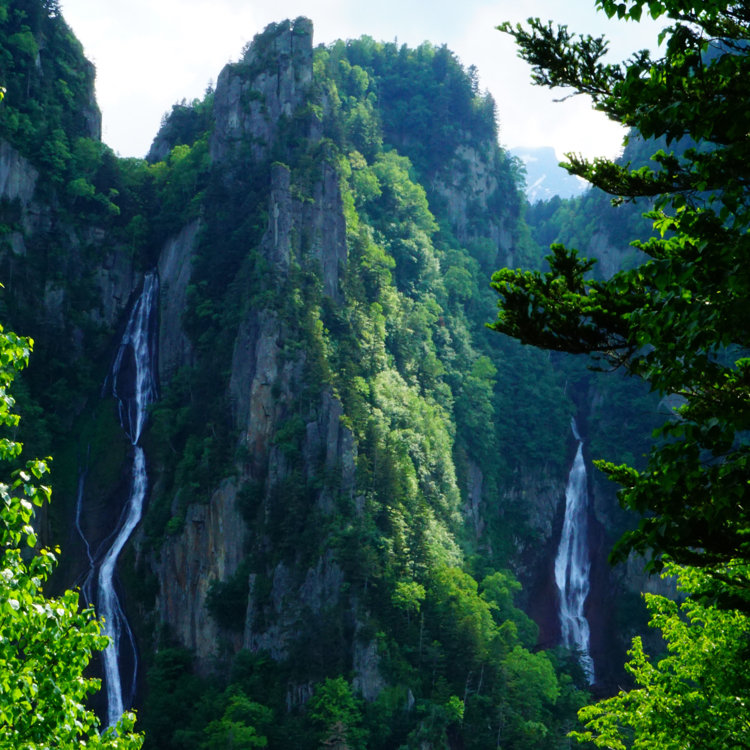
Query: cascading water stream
74 453 95 608
97 273 159 728
554 418 595 683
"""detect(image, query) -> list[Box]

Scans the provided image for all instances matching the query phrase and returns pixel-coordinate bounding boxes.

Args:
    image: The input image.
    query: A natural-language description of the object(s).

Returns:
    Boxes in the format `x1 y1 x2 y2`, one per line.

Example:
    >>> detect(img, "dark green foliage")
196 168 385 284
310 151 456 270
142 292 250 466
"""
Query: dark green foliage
149 138 210 243
0 0 98 173
132 30 592 747
494 1 750 603
308 677 368 749
140 648 222 750
0 5 609 746
324 38 497 177
148 94 214 162
202 691 272 749
206 563 251 632
526 188 654 274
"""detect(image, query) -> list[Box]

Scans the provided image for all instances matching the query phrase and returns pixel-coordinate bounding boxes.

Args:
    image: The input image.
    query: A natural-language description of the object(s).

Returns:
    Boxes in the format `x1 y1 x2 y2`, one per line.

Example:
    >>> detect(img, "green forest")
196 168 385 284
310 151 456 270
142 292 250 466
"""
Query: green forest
0 0 747 747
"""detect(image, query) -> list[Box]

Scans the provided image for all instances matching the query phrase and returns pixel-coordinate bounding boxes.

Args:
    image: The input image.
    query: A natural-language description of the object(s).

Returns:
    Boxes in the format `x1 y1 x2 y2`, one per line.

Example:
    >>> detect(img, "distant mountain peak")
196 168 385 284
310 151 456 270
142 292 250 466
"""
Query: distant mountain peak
511 146 588 202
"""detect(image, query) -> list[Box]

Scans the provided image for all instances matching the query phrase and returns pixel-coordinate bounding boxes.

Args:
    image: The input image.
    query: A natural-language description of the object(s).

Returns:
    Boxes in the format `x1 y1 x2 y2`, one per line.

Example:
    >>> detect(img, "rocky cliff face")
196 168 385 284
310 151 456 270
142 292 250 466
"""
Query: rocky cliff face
0 140 38 206
157 220 199 382
143 19 359 669
153 478 247 660
0 140 39 269
0 139 135 351
210 17 315 165
146 17 629 685
431 141 517 266
0 9 668 743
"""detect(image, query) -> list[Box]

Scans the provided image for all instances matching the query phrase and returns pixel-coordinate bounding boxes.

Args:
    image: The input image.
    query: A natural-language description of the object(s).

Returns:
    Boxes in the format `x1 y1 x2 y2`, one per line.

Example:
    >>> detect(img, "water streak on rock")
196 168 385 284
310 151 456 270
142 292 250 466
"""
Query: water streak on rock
99 273 159 728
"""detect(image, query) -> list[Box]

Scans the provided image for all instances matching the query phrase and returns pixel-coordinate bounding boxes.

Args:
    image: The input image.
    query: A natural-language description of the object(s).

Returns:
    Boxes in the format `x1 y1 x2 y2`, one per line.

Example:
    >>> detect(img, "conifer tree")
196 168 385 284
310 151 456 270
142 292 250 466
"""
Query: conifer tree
492 0 750 606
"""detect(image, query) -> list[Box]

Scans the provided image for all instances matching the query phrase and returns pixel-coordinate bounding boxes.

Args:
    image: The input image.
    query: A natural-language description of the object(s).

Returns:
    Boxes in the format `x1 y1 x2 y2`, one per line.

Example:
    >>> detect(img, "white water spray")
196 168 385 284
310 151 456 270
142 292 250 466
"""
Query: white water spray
98 273 159 728
554 418 595 683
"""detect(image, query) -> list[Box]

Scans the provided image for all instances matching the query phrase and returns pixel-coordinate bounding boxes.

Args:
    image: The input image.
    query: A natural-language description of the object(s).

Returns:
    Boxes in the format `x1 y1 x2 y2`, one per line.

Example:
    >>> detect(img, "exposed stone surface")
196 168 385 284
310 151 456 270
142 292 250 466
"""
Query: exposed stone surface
210 17 314 164
302 161 347 300
8 232 25 256
89 248 138 329
464 460 486 540
302 390 357 510
265 164 293 272
431 141 515 265
586 230 617 278
0 138 137 336
299 552 345 613
508 468 566 562
258 159 346 300
162 212 354 666
230 310 282 453
353 637 386 701
0 141 38 206
157 220 200 383
244 552 344 660
82 64 103 141
153 479 246 661
42 280 66 330
148 15 356 663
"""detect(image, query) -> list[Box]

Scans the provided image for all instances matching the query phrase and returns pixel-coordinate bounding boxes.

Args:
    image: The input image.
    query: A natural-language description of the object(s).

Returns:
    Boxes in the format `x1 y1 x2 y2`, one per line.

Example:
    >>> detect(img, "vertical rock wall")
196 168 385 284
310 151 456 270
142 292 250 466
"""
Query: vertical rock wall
210 17 314 164
147 18 357 668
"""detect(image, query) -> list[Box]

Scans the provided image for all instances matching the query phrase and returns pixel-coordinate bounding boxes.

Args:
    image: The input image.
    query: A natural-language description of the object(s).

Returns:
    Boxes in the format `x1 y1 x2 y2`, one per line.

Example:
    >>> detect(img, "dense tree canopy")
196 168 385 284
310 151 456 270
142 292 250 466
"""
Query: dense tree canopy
492 2 750 746
492 0 750 606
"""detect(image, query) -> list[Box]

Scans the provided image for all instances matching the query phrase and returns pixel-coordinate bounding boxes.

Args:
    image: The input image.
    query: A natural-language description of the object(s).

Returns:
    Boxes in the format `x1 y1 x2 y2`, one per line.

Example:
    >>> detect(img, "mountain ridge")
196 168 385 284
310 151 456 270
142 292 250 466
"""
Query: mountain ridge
0 8 664 747
510 145 587 202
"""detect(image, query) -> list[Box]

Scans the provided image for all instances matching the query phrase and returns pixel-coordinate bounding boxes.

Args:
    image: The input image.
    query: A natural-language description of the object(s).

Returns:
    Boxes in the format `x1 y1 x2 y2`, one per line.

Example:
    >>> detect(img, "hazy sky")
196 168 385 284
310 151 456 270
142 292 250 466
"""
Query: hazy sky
59 0 663 161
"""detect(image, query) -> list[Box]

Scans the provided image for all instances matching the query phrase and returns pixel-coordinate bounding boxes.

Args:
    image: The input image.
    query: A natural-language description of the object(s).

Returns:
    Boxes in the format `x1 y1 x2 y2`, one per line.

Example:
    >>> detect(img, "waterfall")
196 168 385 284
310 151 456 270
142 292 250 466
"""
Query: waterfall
98 272 159 728
74 453 95 608
554 418 595 683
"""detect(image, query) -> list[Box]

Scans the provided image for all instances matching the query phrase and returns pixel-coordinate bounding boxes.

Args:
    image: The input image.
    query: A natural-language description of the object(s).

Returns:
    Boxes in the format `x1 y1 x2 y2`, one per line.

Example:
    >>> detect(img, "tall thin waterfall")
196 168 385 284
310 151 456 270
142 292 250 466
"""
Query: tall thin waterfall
98 273 159 728
554 418 595 683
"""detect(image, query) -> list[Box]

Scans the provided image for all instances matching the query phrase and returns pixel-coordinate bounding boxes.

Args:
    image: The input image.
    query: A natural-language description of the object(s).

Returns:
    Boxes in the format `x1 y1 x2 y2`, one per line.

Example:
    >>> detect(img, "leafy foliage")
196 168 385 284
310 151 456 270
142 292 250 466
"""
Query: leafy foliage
493 0 750 603
307 677 367 750
320 37 498 177
0 0 98 172
129 26 591 749
0 324 142 748
571 564 750 749
0 7 608 747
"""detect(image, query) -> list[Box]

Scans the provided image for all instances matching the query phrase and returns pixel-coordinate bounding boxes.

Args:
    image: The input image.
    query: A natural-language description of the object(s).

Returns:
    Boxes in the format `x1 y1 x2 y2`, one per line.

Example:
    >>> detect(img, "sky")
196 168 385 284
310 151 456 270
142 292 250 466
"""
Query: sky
58 0 664 161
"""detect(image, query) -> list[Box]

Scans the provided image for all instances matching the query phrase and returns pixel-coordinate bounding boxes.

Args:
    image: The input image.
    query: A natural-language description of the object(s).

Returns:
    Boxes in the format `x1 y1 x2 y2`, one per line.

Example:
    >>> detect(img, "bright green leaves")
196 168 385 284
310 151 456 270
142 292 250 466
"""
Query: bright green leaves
391 579 426 617
0 322 142 748
571 564 750 749
7 30 37 61
308 677 367 750
481 570 539 648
